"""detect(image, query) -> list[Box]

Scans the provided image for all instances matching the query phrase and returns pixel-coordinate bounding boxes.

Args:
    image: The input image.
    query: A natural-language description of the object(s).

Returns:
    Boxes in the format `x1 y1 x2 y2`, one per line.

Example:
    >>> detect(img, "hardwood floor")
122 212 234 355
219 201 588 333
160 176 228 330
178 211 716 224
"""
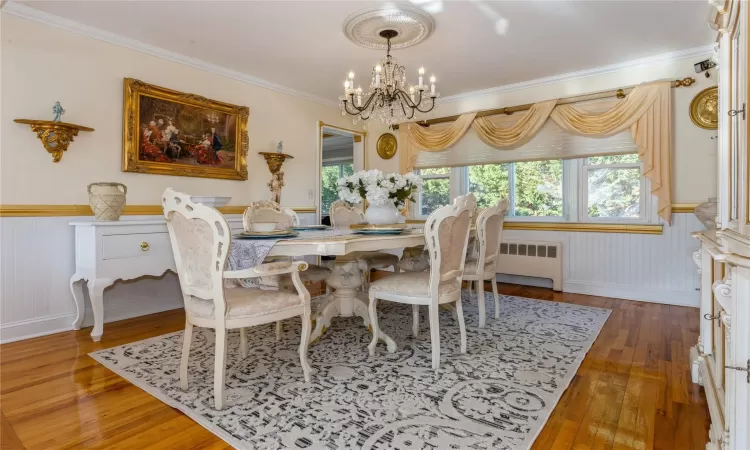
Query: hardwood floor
0 282 709 449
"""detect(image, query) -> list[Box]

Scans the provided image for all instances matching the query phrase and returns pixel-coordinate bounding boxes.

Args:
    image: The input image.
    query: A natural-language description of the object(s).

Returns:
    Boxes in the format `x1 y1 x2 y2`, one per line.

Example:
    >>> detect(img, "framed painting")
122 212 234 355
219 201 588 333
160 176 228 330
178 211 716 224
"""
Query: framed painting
122 78 249 180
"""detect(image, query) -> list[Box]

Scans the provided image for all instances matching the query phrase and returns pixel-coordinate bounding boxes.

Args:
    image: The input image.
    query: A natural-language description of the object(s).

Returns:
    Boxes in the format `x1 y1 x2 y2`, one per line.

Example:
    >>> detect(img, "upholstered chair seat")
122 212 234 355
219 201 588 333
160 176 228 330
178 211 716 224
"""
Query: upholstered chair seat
462 258 497 280
185 288 303 320
369 272 461 302
368 194 476 370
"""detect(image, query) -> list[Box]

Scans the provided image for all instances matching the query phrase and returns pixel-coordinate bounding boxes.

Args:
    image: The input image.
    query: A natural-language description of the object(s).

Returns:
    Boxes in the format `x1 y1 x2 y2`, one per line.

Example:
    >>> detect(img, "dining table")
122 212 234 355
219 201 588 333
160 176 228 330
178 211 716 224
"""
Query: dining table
231 228 426 351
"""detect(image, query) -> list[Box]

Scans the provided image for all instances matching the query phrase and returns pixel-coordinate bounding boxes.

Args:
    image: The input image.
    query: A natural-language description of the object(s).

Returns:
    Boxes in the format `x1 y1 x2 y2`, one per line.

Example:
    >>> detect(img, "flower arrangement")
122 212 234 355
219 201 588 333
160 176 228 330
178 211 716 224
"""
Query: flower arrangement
337 170 423 207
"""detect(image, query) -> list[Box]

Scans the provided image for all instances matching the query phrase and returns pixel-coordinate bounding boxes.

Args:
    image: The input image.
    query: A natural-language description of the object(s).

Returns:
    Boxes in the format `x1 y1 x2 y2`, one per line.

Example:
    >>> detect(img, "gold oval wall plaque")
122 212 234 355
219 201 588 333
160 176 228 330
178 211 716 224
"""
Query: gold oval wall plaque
690 86 719 130
376 133 398 160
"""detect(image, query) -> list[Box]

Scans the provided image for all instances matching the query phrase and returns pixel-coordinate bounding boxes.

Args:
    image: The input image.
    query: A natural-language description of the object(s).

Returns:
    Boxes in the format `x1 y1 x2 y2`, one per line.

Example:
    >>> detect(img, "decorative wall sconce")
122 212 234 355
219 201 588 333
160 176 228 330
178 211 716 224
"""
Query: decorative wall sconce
14 102 94 162
259 141 294 203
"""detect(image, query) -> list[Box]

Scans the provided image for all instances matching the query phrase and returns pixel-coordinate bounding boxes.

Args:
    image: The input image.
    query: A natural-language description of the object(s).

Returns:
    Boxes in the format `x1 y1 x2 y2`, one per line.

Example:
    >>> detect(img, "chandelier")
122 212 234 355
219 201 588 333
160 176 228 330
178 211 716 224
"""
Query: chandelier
339 30 438 126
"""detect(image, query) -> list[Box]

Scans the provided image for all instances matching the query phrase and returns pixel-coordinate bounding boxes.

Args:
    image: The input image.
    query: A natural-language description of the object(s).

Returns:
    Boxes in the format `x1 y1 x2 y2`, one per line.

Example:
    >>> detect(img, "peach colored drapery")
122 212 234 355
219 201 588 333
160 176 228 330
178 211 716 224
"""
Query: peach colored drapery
399 80 674 222
550 81 672 221
471 99 558 149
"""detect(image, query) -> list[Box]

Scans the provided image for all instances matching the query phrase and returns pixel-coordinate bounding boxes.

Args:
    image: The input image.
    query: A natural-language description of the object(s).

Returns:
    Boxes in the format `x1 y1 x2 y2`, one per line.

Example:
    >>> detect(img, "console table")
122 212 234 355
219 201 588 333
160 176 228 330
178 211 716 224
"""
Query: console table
69 218 242 341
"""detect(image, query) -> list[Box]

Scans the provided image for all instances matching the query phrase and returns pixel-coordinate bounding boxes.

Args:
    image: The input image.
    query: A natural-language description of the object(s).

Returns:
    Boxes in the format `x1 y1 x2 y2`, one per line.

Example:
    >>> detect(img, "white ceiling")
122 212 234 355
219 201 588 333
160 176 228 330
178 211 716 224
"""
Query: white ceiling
13 1 714 102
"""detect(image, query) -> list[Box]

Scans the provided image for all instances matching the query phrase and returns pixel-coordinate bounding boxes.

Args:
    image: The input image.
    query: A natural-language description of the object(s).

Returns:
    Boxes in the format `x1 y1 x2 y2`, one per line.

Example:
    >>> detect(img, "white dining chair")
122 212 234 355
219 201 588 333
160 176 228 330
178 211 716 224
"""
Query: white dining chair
368 194 476 370
329 200 401 291
163 189 312 410
243 200 332 339
462 199 508 328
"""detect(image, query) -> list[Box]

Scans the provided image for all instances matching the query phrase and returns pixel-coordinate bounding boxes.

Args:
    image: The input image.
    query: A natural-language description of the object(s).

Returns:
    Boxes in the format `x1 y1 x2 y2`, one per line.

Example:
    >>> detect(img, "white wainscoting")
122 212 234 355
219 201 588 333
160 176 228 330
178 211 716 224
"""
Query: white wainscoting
0 213 317 343
502 212 704 307
0 212 702 343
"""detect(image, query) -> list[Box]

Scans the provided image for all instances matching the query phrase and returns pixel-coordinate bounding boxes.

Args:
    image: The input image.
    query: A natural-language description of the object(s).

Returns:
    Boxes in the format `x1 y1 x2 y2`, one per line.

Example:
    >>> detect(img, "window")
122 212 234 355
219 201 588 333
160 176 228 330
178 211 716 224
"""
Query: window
321 163 353 215
582 154 642 219
466 160 563 217
414 153 649 223
513 160 563 217
416 168 451 216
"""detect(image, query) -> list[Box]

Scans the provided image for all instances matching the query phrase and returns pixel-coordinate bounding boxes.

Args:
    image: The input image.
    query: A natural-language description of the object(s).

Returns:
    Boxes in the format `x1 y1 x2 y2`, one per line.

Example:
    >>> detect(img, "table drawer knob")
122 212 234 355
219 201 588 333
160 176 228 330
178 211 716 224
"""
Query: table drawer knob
140 242 150 251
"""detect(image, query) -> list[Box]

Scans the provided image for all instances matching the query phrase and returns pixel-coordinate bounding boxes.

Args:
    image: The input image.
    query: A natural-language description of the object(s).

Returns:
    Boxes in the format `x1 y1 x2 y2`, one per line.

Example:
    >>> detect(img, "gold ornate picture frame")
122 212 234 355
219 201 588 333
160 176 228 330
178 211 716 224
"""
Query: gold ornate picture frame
122 78 249 180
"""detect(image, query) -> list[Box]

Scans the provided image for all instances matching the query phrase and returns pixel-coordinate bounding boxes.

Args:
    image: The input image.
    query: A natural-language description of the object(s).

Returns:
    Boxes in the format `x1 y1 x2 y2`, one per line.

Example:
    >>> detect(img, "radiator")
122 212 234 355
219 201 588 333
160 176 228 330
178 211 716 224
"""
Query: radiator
496 240 562 291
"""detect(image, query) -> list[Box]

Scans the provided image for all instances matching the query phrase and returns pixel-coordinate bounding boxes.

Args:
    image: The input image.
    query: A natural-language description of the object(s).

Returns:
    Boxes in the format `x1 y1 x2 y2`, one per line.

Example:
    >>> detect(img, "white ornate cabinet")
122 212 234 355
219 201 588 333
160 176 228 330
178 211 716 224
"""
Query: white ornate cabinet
691 2 750 449
69 218 245 341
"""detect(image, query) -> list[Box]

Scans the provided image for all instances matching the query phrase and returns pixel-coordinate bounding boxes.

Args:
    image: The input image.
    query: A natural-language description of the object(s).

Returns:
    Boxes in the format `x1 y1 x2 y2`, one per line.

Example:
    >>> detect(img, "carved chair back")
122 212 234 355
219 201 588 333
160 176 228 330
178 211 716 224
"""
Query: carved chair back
163 188 231 318
330 200 364 229
243 200 296 231
423 194 476 302
475 199 509 276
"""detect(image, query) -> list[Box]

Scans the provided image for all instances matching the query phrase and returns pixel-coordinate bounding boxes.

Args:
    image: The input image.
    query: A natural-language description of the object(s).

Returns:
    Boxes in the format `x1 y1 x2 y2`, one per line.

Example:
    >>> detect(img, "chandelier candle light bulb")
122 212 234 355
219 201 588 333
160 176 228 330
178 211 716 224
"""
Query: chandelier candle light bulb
430 76 436 96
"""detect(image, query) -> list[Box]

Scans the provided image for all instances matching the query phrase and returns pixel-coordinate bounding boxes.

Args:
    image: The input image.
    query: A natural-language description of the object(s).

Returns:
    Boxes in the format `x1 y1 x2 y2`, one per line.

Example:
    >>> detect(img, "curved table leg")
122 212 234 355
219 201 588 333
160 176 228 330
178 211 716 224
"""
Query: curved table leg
312 256 396 352
310 296 339 344
88 278 113 342
69 273 86 330
352 295 396 353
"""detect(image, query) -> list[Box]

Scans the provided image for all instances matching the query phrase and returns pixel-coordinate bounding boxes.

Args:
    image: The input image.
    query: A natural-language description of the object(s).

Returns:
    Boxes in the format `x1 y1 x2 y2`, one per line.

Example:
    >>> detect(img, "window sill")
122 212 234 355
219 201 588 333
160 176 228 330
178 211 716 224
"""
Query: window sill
406 219 662 235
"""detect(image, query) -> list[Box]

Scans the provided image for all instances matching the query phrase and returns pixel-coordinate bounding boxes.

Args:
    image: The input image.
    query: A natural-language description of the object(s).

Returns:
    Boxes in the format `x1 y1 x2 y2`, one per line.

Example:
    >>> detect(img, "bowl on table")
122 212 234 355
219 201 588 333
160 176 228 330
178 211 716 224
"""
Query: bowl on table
250 222 277 232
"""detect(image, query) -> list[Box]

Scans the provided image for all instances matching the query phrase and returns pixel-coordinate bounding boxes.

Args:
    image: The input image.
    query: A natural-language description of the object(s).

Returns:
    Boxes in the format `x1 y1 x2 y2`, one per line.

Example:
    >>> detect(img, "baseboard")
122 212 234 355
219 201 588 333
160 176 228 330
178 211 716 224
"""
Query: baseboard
563 281 700 307
0 313 77 343
0 296 184 344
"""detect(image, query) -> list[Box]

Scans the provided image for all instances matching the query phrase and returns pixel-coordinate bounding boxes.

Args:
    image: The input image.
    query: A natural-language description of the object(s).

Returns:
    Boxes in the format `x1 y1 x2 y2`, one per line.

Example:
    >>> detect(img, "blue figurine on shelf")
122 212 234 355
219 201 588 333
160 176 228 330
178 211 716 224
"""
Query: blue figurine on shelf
52 101 65 122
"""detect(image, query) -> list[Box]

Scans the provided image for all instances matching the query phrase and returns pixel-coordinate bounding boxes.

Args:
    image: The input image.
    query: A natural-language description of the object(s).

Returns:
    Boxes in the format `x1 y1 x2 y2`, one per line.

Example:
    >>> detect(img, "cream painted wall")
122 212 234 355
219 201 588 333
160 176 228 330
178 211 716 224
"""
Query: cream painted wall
1 14 361 207
366 56 717 204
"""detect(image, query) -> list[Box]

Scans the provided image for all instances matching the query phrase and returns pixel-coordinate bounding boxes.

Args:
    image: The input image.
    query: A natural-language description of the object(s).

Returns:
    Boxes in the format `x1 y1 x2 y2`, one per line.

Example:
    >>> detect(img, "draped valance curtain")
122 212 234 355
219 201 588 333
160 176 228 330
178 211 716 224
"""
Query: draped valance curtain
400 81 673 221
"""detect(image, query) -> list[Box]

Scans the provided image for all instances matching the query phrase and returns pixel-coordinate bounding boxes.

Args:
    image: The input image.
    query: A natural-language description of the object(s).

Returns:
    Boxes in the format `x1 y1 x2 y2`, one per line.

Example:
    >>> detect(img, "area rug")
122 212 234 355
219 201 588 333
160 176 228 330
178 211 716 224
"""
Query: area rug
90 292 610 449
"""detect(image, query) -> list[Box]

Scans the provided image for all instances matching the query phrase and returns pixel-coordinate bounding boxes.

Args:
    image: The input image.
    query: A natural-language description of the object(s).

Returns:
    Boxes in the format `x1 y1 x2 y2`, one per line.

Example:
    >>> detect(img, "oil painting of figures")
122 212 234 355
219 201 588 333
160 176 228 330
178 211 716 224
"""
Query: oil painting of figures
122 78 249 180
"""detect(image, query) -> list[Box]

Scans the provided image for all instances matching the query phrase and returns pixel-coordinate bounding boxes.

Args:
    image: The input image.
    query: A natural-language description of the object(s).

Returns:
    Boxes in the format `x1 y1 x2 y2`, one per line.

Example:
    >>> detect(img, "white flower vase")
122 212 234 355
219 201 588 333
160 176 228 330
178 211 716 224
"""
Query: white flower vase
364 202 401 225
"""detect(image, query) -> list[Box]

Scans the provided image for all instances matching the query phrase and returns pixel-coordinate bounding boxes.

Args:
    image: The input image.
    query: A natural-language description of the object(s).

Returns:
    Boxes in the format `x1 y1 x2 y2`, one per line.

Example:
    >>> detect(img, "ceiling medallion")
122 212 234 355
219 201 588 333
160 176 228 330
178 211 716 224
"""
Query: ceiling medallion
343 6 435 50
339 28 439 126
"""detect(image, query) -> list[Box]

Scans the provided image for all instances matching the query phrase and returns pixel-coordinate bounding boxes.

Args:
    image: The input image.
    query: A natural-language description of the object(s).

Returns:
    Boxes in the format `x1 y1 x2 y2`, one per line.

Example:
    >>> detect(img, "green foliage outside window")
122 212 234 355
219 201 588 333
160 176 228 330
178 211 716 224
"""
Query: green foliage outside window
513 160 563 216
321 164 354 215
468 164 509 209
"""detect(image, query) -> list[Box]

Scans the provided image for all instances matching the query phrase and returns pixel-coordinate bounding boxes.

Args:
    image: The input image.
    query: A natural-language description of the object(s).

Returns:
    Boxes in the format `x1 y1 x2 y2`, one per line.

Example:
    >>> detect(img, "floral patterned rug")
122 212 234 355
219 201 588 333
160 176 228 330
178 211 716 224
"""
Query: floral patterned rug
90 291 610 449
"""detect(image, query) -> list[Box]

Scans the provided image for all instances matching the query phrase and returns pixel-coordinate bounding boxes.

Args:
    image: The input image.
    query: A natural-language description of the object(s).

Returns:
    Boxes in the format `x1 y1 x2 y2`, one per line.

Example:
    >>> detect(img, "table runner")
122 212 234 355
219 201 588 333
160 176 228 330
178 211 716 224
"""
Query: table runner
227 228 353 288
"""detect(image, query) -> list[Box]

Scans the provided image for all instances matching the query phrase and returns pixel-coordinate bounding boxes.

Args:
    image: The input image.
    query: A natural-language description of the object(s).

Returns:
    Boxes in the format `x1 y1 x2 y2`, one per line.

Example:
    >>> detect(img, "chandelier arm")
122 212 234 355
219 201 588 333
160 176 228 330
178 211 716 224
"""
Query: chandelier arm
414 95 436 113
348 93 365 113
342 100 363 116
394 89 416 108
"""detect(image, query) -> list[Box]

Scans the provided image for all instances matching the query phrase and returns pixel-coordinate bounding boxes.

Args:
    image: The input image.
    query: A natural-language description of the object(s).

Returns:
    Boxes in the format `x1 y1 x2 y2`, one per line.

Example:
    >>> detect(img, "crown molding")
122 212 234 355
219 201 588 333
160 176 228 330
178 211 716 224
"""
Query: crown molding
0 1 338 108
2 1 715 110
439 44 716 104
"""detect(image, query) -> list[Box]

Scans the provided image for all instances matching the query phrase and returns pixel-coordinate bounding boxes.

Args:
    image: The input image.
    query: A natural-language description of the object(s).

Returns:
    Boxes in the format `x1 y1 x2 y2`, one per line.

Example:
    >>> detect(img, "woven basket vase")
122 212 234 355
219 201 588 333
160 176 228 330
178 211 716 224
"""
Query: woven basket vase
88 182 127 221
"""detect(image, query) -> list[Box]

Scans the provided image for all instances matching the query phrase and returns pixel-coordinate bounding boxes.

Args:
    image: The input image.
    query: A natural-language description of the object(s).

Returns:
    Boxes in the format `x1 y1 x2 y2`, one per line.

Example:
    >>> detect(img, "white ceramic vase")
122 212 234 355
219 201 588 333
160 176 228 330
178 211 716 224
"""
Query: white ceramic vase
364 202 401 225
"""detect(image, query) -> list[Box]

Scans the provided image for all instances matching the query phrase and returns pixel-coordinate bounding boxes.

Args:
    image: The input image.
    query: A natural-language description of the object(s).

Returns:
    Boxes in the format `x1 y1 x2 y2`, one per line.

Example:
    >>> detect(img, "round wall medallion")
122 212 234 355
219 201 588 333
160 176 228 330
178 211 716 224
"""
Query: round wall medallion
343 6 435 50
377 133 398 160
690 86 719 130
